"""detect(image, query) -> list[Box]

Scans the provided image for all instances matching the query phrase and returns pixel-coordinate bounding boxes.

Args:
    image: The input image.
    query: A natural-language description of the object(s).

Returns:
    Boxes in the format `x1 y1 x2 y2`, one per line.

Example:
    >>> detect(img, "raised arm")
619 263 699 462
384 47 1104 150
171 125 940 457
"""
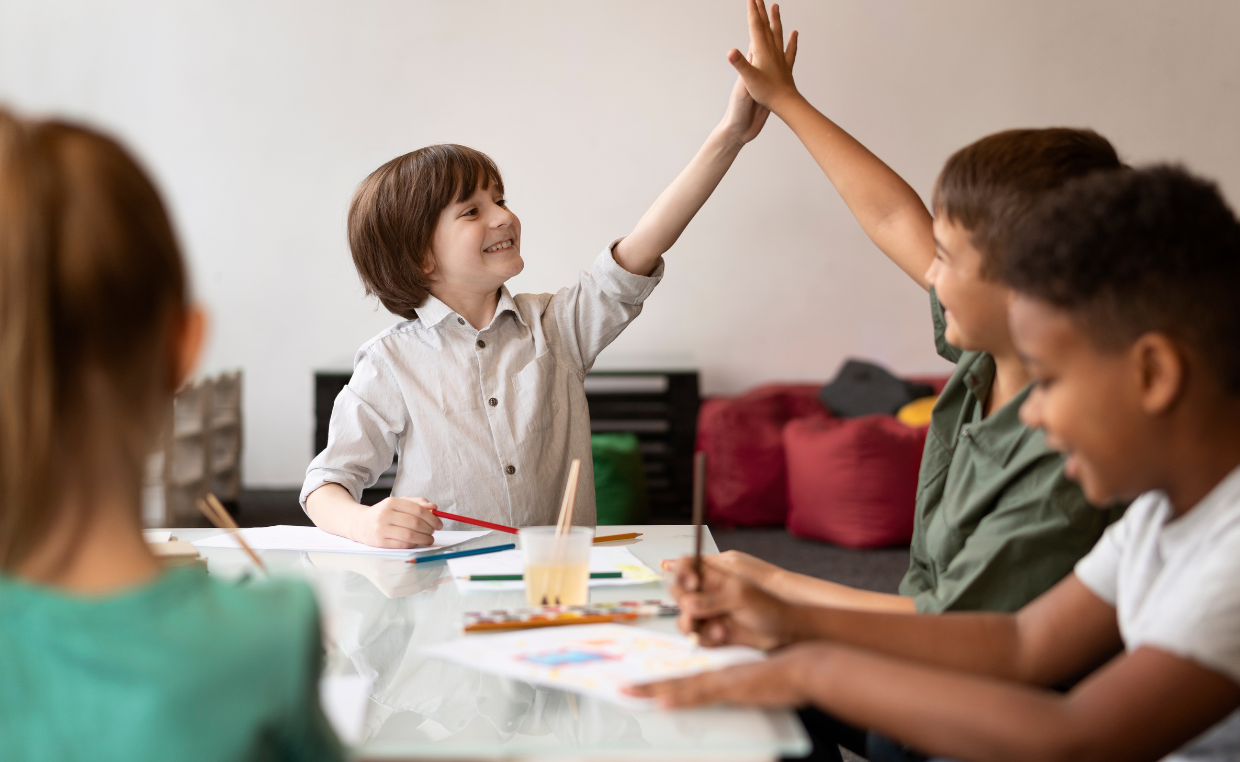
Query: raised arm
611 29 797 276
727 0 936 288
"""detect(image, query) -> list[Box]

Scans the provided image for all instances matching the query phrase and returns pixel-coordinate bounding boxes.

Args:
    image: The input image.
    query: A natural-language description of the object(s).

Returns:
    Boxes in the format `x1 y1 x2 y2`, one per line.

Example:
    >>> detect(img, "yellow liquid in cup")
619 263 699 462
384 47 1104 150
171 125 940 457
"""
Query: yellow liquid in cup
525 563 589 606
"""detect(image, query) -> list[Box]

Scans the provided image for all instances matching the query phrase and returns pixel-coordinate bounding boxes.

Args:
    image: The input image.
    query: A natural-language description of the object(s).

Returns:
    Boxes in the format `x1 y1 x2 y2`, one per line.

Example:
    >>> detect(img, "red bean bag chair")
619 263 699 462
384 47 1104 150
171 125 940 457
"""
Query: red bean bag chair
696 384 829 527
784 414 929 548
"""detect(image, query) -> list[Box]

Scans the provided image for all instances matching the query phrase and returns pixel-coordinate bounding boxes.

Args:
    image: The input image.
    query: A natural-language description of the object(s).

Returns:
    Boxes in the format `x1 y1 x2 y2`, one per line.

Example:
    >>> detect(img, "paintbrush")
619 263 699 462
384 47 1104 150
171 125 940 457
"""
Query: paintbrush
690 451 707 643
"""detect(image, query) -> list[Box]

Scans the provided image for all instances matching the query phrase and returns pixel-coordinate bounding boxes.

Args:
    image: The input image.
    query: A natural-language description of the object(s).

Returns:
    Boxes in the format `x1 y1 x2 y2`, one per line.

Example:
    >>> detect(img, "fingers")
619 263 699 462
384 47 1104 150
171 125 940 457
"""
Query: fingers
388 497 444 531
624 671 725 708
754 0 770 31
785 29 799 68
383 524 436 548
769 3 784 49
727 48 757 80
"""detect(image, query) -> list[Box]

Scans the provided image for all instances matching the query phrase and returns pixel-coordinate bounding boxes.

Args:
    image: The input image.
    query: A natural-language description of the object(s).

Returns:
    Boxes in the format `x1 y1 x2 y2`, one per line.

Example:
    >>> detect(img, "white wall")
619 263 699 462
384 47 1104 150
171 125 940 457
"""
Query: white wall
2 1 1238 486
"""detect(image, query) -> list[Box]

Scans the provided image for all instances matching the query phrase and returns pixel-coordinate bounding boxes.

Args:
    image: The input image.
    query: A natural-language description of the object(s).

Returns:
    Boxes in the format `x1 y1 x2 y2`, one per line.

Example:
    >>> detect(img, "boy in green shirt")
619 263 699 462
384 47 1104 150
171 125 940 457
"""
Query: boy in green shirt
709 1 1123 617
0 111 343 762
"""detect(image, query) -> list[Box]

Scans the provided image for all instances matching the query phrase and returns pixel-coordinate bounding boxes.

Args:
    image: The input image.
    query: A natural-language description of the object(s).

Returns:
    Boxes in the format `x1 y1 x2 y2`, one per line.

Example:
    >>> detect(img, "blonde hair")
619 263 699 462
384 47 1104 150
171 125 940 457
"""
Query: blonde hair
0 109 186 570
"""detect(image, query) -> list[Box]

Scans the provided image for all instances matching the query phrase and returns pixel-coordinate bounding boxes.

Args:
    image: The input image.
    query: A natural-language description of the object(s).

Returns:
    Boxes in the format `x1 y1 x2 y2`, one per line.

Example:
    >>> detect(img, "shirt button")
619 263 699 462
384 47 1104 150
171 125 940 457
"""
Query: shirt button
505 465 516 475
488 397 498 407
477 339 486 348
457 317 465 325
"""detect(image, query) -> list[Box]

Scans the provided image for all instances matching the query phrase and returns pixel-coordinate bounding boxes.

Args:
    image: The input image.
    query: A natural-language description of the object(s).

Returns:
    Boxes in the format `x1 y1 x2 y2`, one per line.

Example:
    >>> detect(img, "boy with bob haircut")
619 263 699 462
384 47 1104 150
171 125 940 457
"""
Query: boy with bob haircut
634 165 1240 762
709 0 1123 617
301 27 798 548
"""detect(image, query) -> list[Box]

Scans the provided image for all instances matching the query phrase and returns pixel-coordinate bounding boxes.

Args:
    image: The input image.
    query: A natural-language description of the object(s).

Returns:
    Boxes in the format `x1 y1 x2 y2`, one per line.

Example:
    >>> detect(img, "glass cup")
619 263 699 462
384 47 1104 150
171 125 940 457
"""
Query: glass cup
518 526 594 606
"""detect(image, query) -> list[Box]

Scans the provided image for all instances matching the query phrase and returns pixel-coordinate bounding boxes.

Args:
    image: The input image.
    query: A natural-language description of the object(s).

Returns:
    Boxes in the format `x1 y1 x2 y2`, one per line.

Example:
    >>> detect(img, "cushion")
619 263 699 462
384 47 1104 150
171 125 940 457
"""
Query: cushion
784 414 928 548
819 359 937 417
696 385 828 528
591 432 649 525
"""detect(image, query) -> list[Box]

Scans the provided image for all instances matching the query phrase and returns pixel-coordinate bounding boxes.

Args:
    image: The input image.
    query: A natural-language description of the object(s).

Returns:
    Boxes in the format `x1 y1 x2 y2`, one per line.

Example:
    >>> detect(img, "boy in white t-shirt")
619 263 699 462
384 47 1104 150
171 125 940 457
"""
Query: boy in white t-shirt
630 165 1240 762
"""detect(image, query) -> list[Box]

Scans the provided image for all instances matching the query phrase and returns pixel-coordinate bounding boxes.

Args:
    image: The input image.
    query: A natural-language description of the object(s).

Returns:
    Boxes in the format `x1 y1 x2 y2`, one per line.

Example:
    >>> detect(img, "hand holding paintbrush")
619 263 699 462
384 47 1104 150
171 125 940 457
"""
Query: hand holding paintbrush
690 451 707 643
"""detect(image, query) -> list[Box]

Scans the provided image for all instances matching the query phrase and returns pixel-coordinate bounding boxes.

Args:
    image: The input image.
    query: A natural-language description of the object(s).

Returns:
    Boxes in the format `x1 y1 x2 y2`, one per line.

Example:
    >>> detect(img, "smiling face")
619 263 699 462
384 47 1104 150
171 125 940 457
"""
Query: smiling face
1010 295 1174 506
925 217 1016 354
426 182 523 297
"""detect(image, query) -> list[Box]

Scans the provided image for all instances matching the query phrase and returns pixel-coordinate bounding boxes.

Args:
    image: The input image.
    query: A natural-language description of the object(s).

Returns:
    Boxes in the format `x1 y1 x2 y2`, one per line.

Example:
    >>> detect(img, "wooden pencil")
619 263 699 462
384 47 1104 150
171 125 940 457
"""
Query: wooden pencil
593 532 642 544
197 494 267 572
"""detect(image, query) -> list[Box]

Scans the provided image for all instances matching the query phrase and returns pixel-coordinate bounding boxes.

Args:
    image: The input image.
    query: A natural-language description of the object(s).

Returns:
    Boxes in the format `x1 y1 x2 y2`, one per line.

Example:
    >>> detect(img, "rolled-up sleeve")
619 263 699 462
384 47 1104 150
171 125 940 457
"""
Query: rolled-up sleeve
300 348 407 511
545 239 664 375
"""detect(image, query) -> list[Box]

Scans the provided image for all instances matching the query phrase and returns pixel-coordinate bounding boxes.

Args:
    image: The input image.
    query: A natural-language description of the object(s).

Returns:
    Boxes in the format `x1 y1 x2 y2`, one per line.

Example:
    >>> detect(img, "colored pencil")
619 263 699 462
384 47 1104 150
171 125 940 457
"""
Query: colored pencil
593 532 642 543
459 572 624 581
431 509 518 534
408 542 516 564
196 494 266 572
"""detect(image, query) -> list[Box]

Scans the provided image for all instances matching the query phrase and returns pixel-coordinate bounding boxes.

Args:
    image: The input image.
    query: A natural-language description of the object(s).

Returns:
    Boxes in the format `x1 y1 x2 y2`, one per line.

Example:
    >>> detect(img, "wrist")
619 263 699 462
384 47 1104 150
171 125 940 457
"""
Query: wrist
768 88 808 118
780 601 828 646
787 643 836 701
708 123 748 154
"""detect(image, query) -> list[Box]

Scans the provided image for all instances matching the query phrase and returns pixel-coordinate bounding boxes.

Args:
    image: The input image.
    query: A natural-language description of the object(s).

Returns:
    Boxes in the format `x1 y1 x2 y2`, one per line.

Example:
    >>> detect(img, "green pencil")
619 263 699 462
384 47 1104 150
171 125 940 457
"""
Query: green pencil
460 572 624 581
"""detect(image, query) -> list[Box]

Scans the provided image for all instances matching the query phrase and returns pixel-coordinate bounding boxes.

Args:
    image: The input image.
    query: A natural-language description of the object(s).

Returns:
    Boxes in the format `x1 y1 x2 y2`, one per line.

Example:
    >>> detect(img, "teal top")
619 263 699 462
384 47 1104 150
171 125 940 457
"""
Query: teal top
899 290 1124 612
0 565 346 762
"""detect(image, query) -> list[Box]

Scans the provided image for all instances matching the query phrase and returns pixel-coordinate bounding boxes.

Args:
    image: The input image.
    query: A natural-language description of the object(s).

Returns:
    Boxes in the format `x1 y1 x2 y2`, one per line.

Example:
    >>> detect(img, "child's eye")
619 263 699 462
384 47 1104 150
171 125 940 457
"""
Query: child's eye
496 199 507 207
462 208 478 217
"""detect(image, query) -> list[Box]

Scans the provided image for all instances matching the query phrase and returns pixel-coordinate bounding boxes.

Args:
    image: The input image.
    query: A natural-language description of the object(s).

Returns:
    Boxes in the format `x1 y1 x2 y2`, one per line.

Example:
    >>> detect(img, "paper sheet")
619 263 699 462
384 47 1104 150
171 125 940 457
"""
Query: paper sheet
143 530 172 544
449 546 660 591
192 525 487 557
422 623 763 709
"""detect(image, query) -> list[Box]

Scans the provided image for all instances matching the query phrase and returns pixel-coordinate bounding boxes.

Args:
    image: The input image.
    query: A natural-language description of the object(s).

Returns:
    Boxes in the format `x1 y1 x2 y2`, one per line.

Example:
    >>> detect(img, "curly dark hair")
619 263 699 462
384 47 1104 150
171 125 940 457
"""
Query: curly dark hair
1000 165 1240 394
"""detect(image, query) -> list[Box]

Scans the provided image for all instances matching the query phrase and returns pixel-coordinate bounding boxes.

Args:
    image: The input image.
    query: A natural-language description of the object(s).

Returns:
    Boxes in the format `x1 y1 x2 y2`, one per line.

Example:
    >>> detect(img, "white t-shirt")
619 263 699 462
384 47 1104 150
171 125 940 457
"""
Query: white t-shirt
1076 465 1240 761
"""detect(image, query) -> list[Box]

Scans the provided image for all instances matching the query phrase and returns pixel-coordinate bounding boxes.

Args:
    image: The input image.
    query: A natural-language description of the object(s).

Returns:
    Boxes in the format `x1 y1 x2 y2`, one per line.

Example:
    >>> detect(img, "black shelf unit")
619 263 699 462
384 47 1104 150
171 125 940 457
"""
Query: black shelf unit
313 369 700 520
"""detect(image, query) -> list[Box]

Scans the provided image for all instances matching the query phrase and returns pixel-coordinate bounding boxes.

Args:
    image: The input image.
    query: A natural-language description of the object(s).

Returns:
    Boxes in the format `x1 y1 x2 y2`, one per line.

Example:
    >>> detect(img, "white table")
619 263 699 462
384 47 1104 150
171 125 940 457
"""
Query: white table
173 525 808 760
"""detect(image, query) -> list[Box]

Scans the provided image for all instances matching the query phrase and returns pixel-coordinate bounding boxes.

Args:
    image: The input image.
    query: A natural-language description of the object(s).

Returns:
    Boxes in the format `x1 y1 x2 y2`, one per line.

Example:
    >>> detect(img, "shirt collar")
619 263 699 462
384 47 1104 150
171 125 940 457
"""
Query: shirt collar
414 287 527 330
1158 462 1240 555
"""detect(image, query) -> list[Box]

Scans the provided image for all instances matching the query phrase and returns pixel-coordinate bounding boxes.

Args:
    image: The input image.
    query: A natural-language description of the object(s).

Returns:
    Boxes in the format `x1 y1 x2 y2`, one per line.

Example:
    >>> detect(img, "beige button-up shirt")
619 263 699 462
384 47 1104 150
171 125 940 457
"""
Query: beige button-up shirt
301 244 663 529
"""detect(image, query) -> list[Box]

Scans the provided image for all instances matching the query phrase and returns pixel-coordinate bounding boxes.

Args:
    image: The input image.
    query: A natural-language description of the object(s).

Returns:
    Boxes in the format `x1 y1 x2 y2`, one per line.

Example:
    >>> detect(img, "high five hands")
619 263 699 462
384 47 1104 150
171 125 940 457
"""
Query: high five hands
728 0 801 114
719 1 799 145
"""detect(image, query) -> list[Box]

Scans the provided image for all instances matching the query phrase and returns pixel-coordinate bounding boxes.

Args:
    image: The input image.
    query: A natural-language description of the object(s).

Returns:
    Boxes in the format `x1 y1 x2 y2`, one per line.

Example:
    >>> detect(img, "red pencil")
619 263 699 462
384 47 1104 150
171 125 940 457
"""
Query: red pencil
431 509 518 534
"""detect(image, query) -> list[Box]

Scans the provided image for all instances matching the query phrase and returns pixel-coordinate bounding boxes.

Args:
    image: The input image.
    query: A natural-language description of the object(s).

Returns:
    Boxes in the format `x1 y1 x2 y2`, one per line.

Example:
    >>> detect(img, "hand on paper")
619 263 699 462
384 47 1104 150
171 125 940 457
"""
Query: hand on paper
726 0 799 113
351 496 444 549
625 643 822 709
667 555 793 650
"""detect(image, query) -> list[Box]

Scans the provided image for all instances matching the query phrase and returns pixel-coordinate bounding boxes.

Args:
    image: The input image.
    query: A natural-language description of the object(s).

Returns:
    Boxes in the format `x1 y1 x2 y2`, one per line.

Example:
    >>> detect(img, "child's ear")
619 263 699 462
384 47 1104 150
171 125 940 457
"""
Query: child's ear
172 306 207 391
1133 332 1185 415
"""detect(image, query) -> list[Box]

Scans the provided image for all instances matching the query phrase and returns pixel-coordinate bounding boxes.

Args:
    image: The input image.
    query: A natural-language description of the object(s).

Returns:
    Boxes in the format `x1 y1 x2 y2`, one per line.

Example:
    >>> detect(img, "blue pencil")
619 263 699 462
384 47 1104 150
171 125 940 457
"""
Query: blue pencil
408 542 516 564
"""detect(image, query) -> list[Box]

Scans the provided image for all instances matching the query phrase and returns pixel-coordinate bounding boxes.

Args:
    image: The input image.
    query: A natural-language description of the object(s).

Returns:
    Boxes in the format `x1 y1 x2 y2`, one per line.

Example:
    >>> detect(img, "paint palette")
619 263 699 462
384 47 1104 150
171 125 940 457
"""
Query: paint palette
463 600 679 632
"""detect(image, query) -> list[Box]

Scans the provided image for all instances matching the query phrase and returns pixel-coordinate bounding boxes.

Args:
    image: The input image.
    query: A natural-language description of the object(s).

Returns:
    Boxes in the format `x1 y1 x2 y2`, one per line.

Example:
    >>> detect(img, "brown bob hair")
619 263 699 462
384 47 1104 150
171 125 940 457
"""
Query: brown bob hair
932 128 1124 275
0 109 187 571
348 144 504 318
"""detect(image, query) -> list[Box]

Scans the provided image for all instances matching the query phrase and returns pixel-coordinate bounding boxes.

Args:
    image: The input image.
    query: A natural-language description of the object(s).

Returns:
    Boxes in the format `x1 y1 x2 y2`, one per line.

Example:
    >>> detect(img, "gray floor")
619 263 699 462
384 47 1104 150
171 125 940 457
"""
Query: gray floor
237 491 904 761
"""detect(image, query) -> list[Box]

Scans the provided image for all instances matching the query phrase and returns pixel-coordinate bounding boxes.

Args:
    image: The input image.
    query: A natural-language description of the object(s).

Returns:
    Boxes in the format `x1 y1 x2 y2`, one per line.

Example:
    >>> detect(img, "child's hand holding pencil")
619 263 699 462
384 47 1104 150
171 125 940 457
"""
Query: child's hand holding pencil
666 555 793 652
